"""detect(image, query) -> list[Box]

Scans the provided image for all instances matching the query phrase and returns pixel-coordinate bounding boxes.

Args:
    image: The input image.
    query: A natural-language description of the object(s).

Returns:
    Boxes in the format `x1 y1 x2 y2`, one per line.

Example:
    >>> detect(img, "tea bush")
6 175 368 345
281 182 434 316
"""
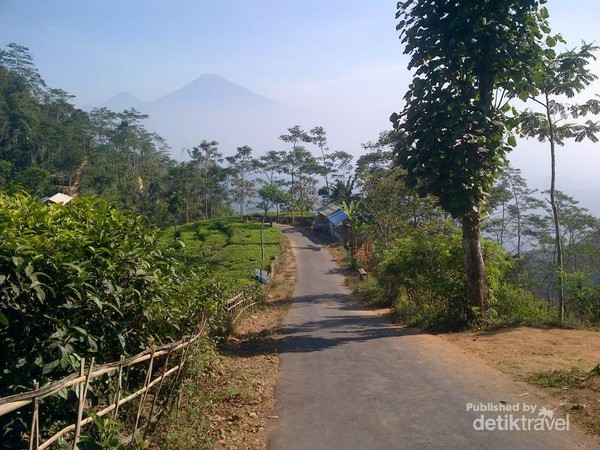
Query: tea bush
0 193 198 396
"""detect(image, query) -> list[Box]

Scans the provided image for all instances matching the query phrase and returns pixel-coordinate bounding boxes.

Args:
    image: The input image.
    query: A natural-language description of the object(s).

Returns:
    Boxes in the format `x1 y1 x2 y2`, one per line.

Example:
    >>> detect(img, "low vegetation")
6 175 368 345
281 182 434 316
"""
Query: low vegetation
529 365 600 434
345 221 558 330
151 229 295 450
160 218 281 296
0 192 283 448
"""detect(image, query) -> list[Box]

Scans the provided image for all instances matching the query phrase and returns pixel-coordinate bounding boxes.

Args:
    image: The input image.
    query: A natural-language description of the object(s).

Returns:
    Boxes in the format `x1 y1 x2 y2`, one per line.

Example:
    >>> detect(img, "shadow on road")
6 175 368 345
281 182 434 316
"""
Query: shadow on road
224 293 423 359
278 225 337 247
223 226 421 361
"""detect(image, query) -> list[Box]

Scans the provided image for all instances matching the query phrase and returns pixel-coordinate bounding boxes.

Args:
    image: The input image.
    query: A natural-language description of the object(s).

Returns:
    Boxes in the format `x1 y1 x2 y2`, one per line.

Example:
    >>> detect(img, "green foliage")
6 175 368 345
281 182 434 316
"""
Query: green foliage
528 366 586 388
78 412 131 450
564 274 600 325
379 230 468 328
0 43 239 227
152 339 220 449
160 218 281 296
378 228 512 329
518 41 600 322
488 284 555 327
352 277 385 307
0 193 182 396
393 0 549 218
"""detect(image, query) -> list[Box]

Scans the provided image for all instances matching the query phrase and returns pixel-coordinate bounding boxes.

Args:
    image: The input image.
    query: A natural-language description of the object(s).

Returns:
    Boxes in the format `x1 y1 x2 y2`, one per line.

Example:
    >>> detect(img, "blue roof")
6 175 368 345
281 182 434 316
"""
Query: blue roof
328 209 349 226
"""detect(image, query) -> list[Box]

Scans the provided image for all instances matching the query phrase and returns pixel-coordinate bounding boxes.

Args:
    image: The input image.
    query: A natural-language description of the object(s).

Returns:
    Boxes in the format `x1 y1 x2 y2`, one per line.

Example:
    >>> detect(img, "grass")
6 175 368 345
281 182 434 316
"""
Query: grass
160 218 282 294
149 230 296 450
528 365 600 435
528 366 587 388
150 338 223 450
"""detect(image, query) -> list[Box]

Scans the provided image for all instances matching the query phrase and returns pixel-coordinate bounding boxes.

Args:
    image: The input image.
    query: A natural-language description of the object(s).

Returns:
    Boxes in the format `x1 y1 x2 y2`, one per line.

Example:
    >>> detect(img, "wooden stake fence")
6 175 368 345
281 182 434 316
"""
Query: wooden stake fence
0 256 279 448
0 317 208 449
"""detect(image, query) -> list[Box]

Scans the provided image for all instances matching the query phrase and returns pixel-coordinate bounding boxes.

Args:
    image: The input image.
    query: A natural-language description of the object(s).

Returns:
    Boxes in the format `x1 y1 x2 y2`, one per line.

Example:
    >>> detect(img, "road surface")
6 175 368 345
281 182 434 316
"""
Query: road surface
268 226 598 450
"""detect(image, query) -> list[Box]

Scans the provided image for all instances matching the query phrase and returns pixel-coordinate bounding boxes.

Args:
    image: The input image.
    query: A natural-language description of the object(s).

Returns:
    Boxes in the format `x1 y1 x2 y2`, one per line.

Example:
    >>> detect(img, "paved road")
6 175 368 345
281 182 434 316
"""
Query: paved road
268 227 598 450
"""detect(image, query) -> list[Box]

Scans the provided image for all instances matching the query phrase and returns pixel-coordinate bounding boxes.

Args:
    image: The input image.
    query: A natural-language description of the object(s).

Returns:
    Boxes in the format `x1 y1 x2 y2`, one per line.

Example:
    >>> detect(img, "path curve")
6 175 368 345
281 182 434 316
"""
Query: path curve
268 226 598 450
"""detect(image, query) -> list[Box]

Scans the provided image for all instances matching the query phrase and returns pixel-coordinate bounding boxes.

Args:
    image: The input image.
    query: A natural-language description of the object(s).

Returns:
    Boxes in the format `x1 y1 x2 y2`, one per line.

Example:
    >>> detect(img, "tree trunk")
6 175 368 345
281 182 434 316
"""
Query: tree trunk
549 161 564 321
546 92 565 322
260 213 266 265
462 211 490 320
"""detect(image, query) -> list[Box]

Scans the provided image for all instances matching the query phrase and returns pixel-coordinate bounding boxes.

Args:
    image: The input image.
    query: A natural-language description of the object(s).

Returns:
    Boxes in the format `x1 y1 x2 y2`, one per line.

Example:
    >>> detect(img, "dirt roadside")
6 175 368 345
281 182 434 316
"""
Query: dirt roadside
443 326 600 377
211 236 296 450
442 326 600 435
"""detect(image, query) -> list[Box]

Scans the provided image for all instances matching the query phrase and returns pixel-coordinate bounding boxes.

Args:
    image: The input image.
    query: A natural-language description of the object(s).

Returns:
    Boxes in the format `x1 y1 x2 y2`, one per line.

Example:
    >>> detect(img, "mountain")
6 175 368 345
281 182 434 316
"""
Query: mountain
100 92 147 112
99 75 307 157
149 74 280 109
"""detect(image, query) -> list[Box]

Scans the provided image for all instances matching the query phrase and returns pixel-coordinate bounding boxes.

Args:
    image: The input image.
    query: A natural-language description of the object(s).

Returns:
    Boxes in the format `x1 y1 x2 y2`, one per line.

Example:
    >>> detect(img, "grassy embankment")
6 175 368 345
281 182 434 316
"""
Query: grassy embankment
161 218 282 295
151 218 291 449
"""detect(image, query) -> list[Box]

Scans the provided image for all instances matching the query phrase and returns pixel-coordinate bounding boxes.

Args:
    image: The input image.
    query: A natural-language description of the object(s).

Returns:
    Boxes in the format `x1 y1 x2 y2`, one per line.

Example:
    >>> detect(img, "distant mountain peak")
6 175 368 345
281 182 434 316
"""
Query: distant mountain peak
150 73 275 108
196 73 226 80
99 74 305 156
100 92 146 111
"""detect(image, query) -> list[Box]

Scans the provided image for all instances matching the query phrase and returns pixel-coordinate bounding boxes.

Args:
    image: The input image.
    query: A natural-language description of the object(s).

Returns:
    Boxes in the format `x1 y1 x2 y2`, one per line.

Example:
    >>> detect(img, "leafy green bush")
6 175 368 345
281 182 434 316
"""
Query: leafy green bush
378 229 511 329
0 193 184 396
353 277 385 306
378 230 466 327
489 283 555 326
563 272 600 325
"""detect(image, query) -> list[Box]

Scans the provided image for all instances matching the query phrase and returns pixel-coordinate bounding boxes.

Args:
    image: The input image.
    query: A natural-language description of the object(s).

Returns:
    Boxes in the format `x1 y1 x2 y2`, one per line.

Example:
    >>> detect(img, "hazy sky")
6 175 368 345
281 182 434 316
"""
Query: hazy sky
2 0 600 213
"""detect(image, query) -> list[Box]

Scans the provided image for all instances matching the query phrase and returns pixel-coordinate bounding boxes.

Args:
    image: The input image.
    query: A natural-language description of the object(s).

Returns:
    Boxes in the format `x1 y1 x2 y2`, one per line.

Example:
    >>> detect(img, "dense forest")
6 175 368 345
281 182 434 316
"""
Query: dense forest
0 43 355 227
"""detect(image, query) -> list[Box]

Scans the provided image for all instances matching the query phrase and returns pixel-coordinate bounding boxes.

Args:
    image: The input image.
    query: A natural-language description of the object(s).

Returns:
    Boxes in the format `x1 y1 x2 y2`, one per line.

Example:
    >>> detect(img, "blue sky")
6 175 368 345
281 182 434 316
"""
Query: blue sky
2 0 600 212
1 1 401 105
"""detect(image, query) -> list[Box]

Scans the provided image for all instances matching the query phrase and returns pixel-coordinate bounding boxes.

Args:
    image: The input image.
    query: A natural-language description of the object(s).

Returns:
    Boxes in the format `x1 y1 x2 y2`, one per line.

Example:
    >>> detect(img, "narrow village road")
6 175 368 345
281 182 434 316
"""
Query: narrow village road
267 226 598 450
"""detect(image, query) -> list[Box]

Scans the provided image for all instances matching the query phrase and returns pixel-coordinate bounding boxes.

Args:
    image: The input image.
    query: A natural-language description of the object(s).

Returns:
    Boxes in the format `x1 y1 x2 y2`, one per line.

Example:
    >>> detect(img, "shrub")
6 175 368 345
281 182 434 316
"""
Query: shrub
378 229 512 329
0 193 181 396
489 283 555 326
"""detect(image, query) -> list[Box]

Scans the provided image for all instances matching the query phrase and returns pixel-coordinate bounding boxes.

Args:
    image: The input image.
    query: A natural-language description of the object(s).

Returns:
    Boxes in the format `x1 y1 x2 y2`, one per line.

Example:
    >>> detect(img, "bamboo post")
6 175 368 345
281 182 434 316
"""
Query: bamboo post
113 356 124 419
73 357 94 449
143 347 173 440
28 380 39 450
133 346 155 435
159 334 194 423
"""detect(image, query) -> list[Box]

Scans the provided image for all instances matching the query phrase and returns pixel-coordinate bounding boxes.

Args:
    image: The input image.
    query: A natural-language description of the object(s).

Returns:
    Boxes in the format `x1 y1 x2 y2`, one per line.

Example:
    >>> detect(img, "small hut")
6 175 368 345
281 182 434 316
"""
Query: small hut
38 193 73 205
313 203 349 242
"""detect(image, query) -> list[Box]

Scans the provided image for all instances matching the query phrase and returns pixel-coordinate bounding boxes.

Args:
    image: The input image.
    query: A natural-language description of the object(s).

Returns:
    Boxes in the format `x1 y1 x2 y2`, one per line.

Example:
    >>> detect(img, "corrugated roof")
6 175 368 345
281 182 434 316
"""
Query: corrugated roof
328 209 349 226
316 203 342 217
39 193 73 205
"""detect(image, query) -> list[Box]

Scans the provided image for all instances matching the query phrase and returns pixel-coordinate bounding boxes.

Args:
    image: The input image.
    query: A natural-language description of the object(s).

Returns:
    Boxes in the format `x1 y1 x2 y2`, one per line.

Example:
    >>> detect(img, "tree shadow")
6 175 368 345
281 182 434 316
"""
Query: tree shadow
224 293 423 358
278 225 337 247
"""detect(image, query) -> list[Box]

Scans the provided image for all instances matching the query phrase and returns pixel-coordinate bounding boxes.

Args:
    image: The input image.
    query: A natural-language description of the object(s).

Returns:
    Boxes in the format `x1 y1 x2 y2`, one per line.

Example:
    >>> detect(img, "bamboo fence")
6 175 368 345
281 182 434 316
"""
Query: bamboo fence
0 317 206 449
0 283 264 449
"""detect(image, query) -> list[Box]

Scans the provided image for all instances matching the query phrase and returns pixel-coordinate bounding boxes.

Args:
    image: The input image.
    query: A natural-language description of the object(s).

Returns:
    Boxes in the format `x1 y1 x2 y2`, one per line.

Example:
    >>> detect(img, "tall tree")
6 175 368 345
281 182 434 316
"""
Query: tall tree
188 140 223 219
393 0 549 319
279 126 312 223
256 183 288 263
226 145 256 218
309 126 331 194
281 146 320 221
256 150 287 218
485 165 536 257
257 150 286 184
0 43 46 98
522 190 600 311
519 42 600 321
